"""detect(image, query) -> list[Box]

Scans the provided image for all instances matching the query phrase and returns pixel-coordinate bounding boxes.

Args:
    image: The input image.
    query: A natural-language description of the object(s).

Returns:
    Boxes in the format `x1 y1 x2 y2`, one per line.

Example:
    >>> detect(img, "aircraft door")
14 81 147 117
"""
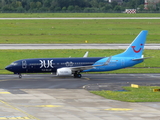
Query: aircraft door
121 59 125 66
22 60 27 69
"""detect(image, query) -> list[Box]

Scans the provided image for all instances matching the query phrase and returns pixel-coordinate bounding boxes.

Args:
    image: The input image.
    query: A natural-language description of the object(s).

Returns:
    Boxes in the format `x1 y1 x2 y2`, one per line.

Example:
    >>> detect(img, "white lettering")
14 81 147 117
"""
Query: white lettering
39 60 54 68
41 69 52 72
65 61 74 67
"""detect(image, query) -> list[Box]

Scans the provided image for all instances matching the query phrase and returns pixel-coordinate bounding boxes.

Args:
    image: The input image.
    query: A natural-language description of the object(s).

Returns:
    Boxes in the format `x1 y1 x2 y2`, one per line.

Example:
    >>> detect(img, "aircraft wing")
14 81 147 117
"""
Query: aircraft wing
71 66 93 71
70 56 112 72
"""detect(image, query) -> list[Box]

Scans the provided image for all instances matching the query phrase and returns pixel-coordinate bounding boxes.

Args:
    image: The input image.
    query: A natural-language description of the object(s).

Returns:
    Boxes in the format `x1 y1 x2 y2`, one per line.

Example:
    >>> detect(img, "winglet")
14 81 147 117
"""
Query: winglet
83 51 89 58
93 56 112 67
103 56 112 65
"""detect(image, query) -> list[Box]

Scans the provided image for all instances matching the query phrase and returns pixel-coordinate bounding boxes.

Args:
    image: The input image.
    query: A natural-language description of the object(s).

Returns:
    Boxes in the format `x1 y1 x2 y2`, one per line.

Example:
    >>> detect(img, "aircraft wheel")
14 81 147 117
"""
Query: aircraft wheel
77 74 82 78
74 73 81 78
18 74 22 78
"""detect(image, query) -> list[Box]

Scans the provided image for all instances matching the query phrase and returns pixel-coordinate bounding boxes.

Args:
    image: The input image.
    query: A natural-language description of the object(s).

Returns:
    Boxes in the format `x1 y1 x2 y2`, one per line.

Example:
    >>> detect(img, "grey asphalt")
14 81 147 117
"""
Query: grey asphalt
0 73 160 89
0 74 160 120
0 44 160 49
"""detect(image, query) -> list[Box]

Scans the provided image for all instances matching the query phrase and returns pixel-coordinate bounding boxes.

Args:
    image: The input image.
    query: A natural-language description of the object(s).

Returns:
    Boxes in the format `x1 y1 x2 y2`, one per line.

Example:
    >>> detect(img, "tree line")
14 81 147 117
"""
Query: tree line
0 0 159 13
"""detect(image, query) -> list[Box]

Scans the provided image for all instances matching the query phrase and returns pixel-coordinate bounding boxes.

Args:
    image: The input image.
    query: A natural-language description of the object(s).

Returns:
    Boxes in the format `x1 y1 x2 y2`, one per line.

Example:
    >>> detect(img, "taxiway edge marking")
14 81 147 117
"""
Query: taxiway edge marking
0 100 40 120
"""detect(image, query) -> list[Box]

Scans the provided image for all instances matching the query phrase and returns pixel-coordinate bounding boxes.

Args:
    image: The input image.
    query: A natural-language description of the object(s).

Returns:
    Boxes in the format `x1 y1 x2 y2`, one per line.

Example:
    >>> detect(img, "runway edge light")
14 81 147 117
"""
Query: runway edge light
131 84 139 88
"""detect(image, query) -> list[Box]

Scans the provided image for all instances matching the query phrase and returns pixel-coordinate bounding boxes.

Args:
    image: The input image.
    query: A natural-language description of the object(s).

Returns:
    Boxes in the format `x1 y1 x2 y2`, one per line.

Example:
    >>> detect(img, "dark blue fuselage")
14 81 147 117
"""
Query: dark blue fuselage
6 57 104 74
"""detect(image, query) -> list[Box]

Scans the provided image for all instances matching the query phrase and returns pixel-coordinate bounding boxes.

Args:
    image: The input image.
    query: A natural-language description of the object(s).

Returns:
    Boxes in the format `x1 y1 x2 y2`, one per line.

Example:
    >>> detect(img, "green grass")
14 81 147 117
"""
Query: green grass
91 86 160 102
1 49 160 74
0 19 160 44
0 13 160 18
0 13 159 44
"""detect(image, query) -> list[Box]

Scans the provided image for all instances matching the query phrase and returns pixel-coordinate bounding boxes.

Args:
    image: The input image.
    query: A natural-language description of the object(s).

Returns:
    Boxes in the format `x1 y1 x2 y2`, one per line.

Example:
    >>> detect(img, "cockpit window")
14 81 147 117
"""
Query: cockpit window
11 62 18 66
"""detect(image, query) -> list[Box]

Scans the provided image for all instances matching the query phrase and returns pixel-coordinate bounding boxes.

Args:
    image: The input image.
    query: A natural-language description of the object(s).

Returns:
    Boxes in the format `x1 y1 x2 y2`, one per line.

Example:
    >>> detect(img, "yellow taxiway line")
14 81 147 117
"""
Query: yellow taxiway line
0 100 40 120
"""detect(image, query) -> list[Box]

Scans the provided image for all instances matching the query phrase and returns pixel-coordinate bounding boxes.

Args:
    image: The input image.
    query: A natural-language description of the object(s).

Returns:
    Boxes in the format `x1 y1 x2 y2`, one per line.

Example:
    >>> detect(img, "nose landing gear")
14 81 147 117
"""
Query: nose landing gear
17 73 22 78
14 73 22 78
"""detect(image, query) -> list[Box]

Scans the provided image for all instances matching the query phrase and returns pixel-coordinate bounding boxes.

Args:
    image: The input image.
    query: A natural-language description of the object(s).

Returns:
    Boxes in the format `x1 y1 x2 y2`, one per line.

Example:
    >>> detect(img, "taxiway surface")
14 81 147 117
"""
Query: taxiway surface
0 73 160 89
0 74 160 120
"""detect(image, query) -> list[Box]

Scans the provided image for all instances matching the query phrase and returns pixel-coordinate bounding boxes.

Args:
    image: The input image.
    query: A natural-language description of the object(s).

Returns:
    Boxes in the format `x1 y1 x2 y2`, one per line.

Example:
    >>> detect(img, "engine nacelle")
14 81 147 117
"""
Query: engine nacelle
56 68 72 76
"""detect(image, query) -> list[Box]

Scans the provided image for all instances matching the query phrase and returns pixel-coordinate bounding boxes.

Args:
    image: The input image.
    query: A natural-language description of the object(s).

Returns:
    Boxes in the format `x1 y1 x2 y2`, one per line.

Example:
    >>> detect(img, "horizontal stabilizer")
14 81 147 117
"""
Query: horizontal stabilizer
132 57 152 61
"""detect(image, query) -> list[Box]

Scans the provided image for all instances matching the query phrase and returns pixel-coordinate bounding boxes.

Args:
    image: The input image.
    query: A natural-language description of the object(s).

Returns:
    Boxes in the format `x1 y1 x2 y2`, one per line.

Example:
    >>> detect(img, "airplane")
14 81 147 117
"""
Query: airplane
5 30 149 78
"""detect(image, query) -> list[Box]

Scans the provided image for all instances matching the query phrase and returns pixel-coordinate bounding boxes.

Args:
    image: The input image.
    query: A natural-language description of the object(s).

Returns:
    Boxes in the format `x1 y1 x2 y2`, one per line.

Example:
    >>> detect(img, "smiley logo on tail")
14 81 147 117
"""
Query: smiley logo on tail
131 44 143 53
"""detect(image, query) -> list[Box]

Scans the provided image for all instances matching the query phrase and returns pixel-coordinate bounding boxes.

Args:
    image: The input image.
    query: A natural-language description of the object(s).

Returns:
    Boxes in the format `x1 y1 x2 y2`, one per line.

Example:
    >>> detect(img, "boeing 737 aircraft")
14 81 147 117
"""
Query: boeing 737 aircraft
5 30 149 78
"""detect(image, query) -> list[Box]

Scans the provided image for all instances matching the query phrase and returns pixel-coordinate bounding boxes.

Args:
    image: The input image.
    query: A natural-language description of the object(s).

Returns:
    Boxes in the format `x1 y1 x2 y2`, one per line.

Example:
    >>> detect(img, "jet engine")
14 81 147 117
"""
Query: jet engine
56 68 72 76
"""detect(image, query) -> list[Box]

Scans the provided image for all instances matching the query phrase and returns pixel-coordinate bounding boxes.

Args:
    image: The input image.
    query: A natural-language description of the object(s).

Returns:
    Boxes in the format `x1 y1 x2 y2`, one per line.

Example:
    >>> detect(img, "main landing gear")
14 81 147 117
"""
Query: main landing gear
74 72 82 78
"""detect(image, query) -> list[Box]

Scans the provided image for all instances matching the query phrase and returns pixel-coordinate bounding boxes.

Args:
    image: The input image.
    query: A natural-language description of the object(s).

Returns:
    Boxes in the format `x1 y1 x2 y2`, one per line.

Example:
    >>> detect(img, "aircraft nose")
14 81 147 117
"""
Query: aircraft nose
5 65 12 71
